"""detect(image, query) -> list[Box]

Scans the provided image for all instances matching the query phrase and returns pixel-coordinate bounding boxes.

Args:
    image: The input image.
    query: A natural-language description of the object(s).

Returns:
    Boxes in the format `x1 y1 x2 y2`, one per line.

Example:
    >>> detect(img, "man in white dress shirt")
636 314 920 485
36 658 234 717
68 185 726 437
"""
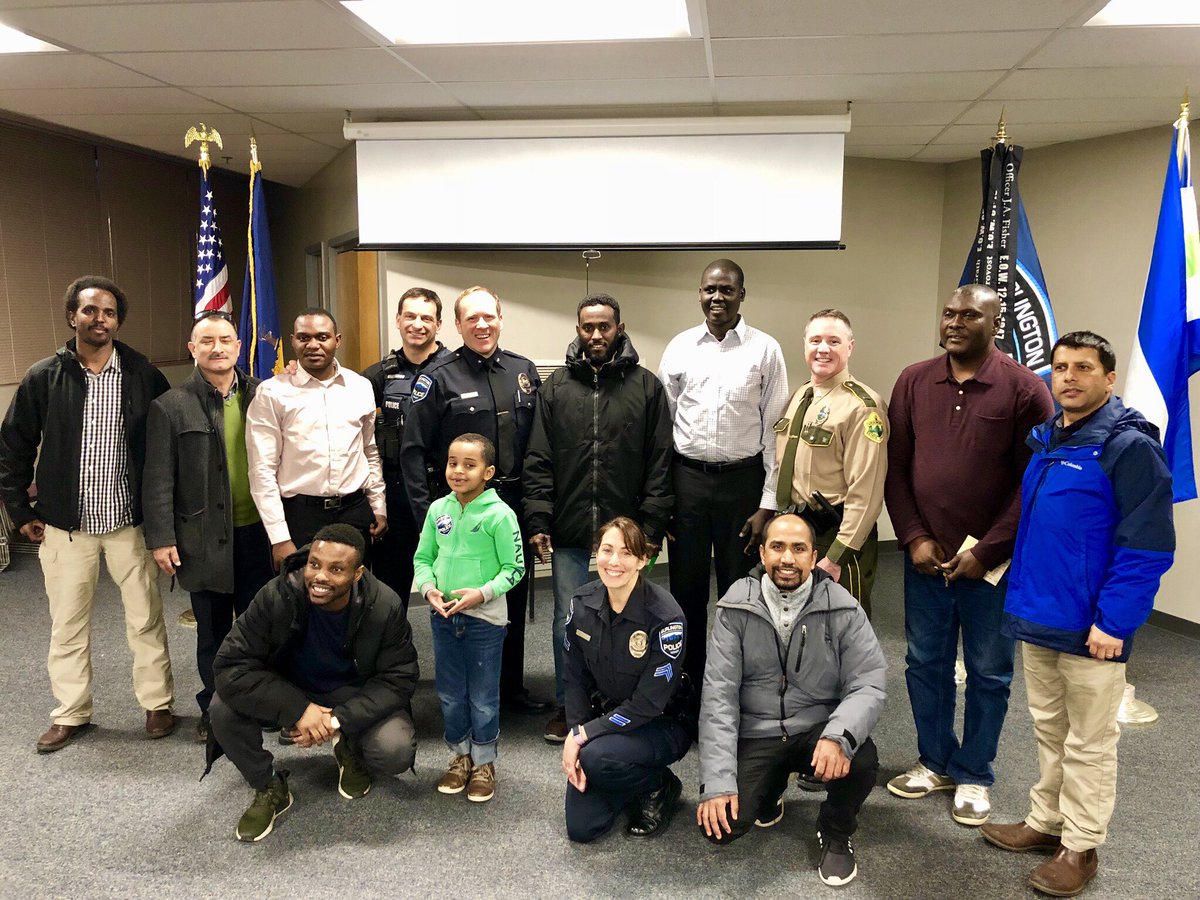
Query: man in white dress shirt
657 259 789 688
247 308 387 571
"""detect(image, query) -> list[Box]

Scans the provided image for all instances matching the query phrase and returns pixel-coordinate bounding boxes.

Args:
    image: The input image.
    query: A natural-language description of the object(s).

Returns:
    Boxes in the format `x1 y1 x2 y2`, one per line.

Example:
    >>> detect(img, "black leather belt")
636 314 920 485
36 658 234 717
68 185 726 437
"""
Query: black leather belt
288 489 365 510
675 453 762 474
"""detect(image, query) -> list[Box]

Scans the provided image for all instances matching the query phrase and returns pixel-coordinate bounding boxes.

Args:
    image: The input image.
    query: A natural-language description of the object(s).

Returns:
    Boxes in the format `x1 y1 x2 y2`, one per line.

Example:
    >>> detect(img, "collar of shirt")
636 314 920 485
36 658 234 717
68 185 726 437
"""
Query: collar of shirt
459 344 504 370
761 570 813 614
694 315 749 346
290 359 344 388
810 368 852 397
588 579 651 625
935 346 1000 386
79 347 121 376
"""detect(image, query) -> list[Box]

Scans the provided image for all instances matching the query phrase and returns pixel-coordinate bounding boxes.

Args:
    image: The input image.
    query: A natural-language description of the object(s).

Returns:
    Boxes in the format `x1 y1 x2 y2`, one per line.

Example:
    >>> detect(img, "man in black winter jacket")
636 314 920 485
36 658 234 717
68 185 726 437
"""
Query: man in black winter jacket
523 294 674 742
0 276 174 753
208 524 418 842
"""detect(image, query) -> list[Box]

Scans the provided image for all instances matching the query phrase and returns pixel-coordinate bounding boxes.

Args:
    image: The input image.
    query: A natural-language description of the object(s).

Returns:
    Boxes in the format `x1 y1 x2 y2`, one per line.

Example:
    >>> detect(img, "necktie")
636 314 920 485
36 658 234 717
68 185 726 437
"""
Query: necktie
774 387 814 510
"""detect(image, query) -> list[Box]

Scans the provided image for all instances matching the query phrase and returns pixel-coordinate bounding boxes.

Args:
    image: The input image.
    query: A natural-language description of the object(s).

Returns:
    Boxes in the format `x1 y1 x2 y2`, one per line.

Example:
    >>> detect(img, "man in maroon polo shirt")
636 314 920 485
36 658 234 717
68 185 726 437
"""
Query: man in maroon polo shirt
884 284 1053 827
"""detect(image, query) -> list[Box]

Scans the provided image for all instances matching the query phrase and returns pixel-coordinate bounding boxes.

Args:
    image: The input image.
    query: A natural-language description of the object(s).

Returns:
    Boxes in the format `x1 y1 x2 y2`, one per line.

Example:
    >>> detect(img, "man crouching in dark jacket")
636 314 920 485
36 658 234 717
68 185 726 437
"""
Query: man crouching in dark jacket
697 514 885 889
208 523 418 842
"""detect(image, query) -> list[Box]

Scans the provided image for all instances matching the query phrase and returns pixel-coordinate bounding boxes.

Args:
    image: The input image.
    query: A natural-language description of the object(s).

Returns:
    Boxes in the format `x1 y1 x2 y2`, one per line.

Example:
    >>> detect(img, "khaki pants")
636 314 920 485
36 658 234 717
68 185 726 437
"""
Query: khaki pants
39 524 173 724
1022 641 1125 851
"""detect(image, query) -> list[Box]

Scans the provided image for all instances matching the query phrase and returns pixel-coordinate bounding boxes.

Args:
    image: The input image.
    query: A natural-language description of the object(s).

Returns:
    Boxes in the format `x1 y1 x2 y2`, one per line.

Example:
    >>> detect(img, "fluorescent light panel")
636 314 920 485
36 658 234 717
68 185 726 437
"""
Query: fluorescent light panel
0 21 65 53
341 0 692 45
1086 0 1200 26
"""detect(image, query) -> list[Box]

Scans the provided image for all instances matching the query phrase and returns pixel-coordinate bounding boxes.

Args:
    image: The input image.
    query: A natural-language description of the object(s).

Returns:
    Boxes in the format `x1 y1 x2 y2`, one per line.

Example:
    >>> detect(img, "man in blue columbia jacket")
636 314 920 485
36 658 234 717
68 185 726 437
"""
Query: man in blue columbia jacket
981 332 1174 898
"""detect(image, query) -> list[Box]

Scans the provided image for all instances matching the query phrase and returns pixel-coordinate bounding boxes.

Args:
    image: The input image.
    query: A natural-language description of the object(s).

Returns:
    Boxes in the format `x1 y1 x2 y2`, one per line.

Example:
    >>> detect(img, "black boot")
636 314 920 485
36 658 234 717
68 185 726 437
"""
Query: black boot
626 769 682 838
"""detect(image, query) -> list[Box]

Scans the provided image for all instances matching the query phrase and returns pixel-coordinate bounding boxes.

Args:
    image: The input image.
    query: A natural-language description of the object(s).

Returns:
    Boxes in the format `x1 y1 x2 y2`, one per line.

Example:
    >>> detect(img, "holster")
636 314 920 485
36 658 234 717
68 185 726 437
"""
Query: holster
801 491 844 536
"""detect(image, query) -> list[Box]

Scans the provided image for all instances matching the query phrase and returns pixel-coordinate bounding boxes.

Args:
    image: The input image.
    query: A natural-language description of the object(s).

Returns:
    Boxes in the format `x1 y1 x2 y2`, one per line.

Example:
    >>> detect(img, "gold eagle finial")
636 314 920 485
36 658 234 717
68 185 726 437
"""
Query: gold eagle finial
184 123 224 173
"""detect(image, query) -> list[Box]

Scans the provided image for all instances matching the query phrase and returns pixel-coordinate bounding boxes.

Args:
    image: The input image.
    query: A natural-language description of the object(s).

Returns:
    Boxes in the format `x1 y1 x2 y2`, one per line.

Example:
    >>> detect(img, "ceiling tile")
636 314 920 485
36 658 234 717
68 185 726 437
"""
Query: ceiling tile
393 40 708 82
844 144 925 160
191 83 461 112
0 1 376 52
102 48 421 87
716 71 1002 103
705 0 1084 37
934 121 1160 145
249 111 351 132
850 101 972 126
989 66 1200 100
711 31 1050 77
449 78 712 107
473 104 716 120
0 86 226 116
0 53 160 89
959 97 1188 125
1026 25 1200 69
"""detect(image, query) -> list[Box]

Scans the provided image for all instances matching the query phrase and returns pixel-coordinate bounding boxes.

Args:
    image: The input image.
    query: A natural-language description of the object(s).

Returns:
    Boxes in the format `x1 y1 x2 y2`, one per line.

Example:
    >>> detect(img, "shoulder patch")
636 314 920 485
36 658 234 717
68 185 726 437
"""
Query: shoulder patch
411 374 433 403
842 381 878 408
863 411 885 444
658 621 684 659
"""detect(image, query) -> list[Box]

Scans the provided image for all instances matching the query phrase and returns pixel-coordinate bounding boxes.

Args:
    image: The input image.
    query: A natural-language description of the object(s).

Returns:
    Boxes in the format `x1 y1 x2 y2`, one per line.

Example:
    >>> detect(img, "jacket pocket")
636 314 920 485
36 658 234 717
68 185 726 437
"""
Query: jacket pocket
176 509 208 560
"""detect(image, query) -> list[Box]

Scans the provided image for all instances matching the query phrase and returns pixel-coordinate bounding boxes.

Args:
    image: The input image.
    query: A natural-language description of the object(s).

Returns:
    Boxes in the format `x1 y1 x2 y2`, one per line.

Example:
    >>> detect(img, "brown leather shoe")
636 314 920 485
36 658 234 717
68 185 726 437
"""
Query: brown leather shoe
981 821 1062 853
1028 846 1099 897
36 722 91 754
145 709 176 739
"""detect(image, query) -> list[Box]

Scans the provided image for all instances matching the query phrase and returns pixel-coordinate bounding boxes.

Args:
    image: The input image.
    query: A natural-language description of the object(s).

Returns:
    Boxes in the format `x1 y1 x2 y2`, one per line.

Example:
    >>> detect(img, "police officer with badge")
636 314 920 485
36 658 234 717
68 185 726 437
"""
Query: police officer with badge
400 285 550 713
773 310 887 618
561 517 693 843
363 287 453 617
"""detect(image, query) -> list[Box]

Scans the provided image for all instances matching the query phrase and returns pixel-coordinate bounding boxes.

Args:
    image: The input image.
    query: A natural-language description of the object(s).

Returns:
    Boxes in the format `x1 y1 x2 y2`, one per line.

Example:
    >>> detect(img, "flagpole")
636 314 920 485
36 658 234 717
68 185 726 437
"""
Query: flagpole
247 136 261 375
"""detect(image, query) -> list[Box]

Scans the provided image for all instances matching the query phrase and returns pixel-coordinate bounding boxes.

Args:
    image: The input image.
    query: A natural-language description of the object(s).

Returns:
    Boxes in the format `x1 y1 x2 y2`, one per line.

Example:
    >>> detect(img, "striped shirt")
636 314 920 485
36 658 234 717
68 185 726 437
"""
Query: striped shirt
78 349 133 534
657 317 790 509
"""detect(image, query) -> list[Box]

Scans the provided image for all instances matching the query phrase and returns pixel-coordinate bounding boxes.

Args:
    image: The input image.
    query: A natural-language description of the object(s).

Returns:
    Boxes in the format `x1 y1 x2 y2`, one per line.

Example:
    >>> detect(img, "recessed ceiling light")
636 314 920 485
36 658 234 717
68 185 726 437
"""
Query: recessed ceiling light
341 0 693 45
1086 0 1200 26
0 21 65 53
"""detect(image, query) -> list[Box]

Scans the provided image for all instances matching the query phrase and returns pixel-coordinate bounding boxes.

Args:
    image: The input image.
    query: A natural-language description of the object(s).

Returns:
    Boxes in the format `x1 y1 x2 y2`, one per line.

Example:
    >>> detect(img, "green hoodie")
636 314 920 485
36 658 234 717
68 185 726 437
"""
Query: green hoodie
413 487 525 627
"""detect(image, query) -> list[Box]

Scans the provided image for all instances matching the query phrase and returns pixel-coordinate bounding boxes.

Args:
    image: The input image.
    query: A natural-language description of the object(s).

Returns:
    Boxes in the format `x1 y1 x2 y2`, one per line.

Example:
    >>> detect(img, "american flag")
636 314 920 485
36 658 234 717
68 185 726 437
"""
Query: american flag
193 168 231 317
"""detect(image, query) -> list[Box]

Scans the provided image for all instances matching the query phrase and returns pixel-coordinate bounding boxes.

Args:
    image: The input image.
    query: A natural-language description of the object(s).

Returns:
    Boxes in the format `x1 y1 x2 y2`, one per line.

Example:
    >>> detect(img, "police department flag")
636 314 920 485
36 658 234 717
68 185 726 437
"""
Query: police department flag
1123 110 1200 503
960 138 1059 379
237 141 283 378
193 166 231 317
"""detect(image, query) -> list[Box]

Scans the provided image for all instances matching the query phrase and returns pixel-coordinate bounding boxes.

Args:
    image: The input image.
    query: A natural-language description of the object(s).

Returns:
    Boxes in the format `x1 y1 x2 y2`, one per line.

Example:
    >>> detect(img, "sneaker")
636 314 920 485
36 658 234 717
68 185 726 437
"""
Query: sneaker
886 763 955 798
437 754 473 794
467 762 496 802
332 734 371 800
952 784 990 826
235 771 293 842
754 798 785 828
817 831 857 887
543 707 569 744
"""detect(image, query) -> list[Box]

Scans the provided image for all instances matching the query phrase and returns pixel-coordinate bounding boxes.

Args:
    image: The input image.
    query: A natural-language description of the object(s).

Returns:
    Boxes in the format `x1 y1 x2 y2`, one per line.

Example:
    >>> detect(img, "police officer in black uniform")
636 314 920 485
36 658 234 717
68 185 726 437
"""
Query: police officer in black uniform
400 285 550 713
363 287 453 618
561 517 693 843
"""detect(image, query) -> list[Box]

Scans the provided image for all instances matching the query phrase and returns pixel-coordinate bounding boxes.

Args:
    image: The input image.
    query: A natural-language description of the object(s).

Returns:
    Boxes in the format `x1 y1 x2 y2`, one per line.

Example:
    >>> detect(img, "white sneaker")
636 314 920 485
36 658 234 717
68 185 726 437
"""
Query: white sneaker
886 762 956 798
952 784 991 826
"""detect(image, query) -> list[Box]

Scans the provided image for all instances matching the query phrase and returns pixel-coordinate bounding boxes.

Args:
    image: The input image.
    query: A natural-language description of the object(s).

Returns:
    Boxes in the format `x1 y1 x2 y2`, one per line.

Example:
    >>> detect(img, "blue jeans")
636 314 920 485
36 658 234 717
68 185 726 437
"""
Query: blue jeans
430 612 506 766
903 554 1014 786
551 547 593 707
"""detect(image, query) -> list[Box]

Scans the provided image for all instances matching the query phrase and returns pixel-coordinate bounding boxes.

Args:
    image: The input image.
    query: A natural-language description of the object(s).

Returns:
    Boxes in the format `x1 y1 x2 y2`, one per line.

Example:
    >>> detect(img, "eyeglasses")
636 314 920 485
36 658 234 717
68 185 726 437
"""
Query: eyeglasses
194 309 234 324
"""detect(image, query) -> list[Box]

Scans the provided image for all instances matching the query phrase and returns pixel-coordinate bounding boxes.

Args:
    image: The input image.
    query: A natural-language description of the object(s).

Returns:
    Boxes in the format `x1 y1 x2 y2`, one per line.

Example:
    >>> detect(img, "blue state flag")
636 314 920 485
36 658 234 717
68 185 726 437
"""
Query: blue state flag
960 140 1059 379
237 146 283 378
1123 113 1200 503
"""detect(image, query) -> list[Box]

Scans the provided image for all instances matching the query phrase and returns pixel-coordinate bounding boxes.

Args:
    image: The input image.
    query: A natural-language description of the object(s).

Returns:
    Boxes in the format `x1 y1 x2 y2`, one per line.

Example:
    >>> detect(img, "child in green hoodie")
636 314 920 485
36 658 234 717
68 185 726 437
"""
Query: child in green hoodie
414 433 524 803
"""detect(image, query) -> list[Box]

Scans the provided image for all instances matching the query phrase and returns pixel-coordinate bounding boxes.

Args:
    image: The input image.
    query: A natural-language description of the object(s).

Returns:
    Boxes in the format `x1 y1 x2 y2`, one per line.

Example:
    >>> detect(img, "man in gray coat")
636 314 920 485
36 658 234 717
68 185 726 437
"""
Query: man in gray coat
143 311 274 741
697 513 886 888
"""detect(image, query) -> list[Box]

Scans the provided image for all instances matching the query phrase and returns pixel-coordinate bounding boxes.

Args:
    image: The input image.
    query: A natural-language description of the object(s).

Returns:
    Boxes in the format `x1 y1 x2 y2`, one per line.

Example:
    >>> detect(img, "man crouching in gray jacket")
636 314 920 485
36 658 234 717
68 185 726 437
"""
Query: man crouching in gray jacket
697 513 886 888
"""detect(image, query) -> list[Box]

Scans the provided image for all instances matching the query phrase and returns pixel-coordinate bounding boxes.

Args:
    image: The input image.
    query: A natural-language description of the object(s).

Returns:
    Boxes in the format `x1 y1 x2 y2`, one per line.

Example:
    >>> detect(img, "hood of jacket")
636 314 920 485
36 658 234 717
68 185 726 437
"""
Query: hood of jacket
56 337 153 374
565 332 640 380
1028 396 1159 454
717 565 858 619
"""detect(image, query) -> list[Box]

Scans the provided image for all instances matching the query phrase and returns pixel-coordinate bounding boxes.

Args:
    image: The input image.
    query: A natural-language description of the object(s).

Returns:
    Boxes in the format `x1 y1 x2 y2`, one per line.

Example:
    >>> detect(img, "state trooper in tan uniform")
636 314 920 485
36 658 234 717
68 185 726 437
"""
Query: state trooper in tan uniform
773 309 887 617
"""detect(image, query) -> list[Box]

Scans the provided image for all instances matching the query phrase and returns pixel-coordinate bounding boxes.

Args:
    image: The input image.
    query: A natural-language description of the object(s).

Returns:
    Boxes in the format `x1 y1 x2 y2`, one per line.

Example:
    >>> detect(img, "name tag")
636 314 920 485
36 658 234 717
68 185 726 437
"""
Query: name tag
458 391 479 400
575 630 591 642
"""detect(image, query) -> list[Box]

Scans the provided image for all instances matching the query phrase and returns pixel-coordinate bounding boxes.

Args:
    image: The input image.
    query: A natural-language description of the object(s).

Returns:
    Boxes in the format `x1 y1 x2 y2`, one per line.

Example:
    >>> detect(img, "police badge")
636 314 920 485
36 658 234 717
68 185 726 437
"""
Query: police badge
517 373 533 395
628 630 648 659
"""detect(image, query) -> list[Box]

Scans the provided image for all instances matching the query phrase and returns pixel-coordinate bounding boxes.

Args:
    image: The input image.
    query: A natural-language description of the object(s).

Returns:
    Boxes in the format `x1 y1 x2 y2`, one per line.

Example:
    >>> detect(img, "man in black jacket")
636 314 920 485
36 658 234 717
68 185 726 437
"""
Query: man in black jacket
0 276 174 753
208 524 418 842
524 294 674 742
143 311 274 741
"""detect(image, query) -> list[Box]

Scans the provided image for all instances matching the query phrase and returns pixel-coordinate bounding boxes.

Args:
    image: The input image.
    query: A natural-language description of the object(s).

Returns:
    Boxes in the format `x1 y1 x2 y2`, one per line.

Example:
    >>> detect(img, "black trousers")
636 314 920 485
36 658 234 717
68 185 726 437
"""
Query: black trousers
705 725 879 845
281 492 374 560
209 686 417 791
667 460 763 688
371 484 419 618
492 481 532 699
191 521 274 714
565 717 692 843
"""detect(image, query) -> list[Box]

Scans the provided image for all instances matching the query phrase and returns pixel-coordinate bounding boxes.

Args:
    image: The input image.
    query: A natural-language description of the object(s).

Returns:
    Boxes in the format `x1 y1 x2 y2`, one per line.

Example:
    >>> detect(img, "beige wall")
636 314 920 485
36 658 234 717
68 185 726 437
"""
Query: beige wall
939 125 1200 624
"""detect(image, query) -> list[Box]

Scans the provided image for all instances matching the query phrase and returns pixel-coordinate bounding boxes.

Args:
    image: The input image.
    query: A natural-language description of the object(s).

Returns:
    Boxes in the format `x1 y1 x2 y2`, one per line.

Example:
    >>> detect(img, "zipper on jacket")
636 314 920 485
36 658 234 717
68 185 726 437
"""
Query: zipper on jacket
772 625 790 741
793 624 808 674
591 371 600 537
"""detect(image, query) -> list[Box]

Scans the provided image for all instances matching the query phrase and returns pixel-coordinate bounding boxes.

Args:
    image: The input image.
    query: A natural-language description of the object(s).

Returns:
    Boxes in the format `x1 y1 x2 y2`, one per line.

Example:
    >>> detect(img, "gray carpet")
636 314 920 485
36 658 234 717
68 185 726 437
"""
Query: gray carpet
0 548 1197 899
